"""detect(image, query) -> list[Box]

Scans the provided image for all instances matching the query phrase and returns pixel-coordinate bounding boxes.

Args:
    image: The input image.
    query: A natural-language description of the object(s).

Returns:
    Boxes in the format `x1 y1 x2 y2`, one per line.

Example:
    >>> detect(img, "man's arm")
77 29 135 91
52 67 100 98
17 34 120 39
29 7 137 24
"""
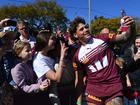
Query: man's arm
45 42 68 82
115 16 134 42
115 31 130 42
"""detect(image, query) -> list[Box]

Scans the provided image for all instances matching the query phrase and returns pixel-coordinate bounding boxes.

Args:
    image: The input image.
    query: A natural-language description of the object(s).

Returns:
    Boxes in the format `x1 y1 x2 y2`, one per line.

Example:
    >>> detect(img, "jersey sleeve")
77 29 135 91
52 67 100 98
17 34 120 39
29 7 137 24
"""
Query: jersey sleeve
72 49 83 71
96 33 116 43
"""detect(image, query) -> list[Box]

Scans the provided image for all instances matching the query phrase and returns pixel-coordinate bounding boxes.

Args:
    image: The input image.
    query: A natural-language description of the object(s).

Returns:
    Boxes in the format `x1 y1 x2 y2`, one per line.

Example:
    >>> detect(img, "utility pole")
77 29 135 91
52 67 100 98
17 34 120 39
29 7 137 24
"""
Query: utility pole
88 0 91 33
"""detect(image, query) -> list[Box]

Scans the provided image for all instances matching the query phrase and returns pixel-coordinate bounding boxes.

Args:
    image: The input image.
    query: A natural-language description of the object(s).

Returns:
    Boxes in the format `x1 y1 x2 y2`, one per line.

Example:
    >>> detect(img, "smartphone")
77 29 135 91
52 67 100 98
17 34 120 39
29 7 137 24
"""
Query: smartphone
138 47 140 53
7 20 17 26
120 10 128 32
121 9 126 17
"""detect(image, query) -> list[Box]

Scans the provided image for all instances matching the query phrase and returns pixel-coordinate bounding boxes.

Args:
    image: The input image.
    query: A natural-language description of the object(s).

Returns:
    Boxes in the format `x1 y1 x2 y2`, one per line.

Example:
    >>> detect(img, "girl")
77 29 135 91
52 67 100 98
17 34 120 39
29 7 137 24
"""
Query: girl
33 30 68 105
11 40 50 105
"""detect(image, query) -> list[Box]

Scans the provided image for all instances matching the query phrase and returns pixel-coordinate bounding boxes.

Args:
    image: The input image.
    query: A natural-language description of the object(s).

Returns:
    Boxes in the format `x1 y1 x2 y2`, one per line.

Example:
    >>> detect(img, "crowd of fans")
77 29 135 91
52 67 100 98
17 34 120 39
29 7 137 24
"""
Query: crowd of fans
0 15 139 105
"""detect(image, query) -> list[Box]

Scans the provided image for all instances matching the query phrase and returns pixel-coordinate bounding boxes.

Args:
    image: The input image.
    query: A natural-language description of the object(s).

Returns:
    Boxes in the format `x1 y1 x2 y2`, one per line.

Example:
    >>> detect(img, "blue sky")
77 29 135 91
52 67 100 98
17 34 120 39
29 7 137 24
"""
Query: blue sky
0 0 140 22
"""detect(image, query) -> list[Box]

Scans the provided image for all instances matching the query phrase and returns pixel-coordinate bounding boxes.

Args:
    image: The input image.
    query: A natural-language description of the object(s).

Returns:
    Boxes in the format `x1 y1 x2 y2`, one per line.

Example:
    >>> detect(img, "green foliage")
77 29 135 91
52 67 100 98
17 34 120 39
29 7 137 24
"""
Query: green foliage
91 16 140 36
91 16 120 35
0 0 68 31
134 17 140 35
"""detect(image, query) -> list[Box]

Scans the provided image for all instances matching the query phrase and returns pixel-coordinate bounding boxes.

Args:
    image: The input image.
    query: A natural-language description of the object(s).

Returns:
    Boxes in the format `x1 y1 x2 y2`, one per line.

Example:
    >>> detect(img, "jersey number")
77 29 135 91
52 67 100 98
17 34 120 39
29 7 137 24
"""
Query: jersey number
88 55 108 72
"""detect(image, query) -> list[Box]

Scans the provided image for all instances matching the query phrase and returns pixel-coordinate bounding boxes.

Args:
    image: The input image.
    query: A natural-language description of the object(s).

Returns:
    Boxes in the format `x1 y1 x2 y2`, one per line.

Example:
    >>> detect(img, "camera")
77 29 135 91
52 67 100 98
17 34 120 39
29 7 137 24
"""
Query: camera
134 47 140 54
58 36 69 47
7 20 17 26
120 10 128 32
138 47 140 53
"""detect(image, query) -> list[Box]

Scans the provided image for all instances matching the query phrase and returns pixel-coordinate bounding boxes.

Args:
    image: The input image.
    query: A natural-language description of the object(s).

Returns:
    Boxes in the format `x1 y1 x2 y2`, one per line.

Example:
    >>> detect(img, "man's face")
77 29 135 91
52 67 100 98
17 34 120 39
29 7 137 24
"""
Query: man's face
17 24 29 37
75 23 90 42
135 38 140 48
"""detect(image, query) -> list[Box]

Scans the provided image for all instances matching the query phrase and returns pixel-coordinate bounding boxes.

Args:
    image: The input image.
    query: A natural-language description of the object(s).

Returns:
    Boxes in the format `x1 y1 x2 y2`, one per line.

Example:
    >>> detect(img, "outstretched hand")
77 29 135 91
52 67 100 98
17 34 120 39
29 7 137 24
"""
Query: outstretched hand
123 16 134 27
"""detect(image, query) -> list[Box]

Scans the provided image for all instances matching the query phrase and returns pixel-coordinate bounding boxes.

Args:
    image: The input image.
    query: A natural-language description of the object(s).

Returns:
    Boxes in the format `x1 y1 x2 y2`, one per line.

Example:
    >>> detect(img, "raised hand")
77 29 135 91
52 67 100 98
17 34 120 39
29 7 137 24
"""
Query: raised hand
60 42 69 60
122 16 134 27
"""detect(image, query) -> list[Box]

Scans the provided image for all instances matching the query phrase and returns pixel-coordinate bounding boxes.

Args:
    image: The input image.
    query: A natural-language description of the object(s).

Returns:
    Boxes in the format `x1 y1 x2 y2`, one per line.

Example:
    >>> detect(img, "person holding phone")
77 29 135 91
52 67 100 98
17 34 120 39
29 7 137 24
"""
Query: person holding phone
69 16 134 105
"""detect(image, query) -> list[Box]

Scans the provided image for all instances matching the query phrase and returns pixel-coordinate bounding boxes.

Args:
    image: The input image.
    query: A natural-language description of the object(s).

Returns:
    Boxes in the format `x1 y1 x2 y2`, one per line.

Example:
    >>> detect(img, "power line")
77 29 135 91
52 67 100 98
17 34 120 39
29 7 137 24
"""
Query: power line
61 5 117 17
92 9 117 17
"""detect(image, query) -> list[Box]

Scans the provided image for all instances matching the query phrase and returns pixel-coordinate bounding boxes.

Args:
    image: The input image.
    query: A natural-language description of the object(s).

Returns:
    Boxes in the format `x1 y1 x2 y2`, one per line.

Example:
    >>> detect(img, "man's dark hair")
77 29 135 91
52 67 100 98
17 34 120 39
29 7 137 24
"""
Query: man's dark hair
69 17 85 37
17 20 29 28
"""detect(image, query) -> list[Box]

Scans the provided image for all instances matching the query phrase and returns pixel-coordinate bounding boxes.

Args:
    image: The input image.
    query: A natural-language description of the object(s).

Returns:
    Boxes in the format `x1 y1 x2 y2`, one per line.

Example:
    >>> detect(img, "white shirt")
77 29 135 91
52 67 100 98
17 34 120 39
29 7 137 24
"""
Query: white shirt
19 35 36 49
33 52 55 79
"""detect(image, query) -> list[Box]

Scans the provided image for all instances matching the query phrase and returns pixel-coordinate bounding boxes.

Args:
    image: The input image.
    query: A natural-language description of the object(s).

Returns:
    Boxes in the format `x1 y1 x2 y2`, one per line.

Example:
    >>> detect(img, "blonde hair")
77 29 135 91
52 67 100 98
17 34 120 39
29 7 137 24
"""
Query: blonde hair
14 40 30 56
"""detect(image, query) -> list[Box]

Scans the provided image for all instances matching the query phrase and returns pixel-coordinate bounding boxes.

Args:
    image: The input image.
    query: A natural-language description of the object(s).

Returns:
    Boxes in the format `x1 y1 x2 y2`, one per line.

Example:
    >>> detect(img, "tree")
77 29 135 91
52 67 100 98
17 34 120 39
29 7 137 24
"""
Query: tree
91 16 140 36
91 16 120 35
134 17 140 35
0 0 69 31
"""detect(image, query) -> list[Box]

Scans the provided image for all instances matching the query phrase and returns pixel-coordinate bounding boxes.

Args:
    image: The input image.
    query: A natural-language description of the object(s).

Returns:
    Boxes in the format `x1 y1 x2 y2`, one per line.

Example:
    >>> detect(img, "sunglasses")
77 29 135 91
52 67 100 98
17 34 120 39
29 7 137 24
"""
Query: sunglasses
79 24 89 31
19 27 28 31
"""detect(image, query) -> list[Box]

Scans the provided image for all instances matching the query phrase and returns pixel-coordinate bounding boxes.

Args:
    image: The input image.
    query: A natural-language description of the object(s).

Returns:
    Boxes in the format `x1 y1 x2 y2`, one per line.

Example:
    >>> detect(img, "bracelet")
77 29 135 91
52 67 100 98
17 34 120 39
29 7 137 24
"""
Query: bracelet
59 59 65 62
59 59 64 61
76 101 81 105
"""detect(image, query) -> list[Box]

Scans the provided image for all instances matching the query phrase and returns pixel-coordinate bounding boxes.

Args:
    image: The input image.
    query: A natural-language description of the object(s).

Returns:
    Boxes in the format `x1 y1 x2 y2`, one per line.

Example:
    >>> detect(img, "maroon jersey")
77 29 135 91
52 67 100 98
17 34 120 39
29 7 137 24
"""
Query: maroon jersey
73 33 123 97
